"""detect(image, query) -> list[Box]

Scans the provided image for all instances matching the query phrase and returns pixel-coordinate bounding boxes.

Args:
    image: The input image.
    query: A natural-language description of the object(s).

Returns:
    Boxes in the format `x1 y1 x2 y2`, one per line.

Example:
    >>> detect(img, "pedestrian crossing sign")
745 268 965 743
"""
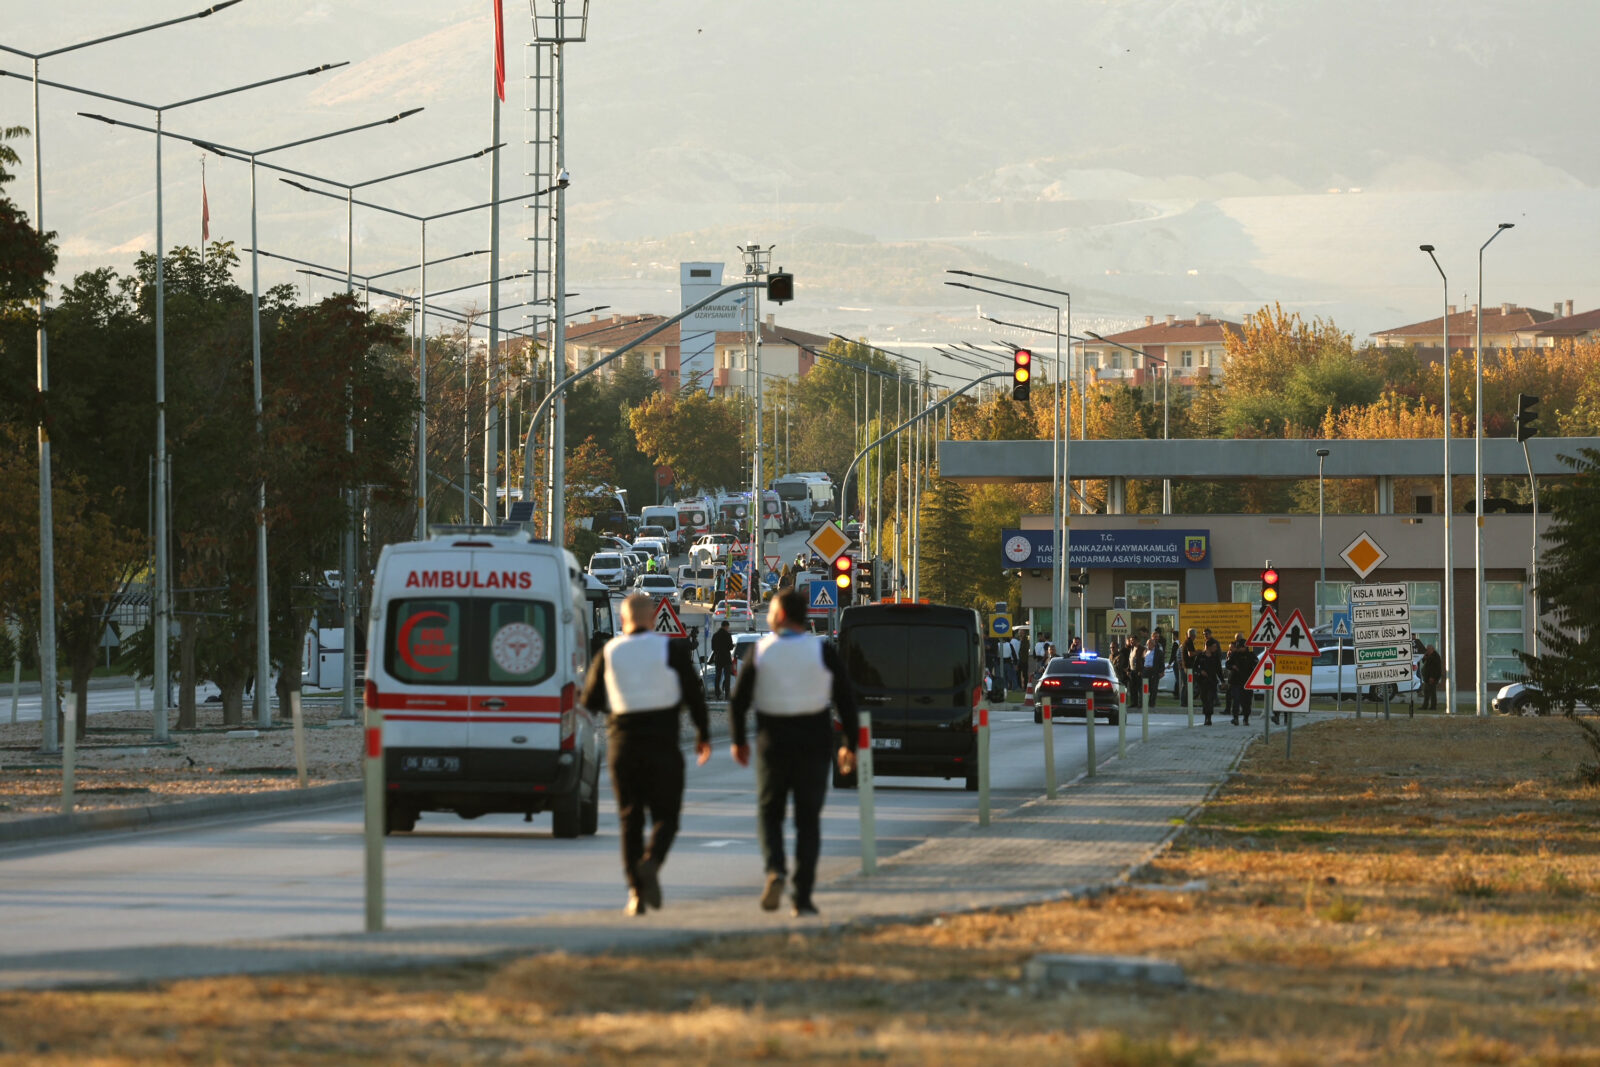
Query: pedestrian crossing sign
652 597 687 639
808 582 836 616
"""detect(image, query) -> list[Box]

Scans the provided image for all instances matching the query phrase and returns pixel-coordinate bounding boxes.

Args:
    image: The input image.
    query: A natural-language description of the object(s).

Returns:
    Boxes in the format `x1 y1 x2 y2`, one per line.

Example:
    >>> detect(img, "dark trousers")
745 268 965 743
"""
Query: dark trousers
1230 686 1252 722
1199 680 1217 721
1421 681 1439 709
754 711 832 902
1145 675 1160 708
712 659 731 697
609 724 685 891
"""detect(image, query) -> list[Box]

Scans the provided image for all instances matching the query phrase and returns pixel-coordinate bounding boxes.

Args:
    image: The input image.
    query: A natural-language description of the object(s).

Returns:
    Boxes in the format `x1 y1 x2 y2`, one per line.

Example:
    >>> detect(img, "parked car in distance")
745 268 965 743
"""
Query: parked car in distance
808 510 837 533
712 599 755 629
631 538 669 564
636 524 668 543
632 573 678 601
1033 654 1123 724
586 552 629 589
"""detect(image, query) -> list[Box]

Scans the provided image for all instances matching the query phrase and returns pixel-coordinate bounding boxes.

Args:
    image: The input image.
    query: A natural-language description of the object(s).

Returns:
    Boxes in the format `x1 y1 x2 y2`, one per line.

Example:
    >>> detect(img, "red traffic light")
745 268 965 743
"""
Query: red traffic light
1261 566 1279 603
834 555 853 589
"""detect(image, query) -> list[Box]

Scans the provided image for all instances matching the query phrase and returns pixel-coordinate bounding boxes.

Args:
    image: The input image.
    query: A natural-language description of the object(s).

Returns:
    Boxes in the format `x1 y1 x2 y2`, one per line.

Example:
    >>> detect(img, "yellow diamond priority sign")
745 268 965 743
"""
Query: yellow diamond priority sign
1339 530 1388 581
805 521 851 565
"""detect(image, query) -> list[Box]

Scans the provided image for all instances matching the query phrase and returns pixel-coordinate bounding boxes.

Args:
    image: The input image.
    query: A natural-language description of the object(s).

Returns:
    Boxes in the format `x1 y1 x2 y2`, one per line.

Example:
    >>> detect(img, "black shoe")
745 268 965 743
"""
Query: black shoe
791 896 819 918
1230 717 1239 725
625 890 647 916
637 859 662 910
760 872 785 912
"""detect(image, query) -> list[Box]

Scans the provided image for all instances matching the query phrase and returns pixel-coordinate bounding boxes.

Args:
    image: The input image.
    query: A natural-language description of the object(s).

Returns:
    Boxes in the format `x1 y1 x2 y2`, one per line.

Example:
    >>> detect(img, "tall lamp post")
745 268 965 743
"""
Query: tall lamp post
14 59 348 741
1474 223 1514 717
1316 448 1330 623
0 0 244 768
947 276 1071 644
1420 245 1456 714
82 103 416 731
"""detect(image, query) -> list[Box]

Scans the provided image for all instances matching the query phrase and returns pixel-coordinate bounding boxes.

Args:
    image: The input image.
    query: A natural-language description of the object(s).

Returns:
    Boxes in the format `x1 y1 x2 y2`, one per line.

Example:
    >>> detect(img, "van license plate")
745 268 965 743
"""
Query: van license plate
401 755 460 773
871 737 900 750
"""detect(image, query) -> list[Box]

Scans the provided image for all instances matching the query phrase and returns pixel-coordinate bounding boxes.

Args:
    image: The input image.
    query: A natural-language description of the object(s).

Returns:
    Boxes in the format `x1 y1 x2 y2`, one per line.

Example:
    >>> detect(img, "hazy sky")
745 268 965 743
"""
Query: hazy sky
3 1 1596 340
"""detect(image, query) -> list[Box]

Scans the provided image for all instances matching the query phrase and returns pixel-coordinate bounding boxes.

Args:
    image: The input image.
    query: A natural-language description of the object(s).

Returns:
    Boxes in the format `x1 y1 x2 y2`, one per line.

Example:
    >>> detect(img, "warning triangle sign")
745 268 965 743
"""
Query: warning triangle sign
1266 608 1320 656
652 596 687 639
1245 651 1275 690
1109 611 1129 631
1247 607 1281 648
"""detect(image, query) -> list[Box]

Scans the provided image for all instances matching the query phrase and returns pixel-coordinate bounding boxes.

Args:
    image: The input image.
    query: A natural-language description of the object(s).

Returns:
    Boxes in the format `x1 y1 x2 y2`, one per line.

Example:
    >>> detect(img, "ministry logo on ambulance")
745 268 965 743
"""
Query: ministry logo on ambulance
1183 535 1209 563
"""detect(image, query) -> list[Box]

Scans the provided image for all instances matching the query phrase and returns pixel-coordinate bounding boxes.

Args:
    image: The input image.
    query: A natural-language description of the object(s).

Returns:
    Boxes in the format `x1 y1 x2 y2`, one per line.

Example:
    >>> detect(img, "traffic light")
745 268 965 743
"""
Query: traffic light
1515 393 1540 443
1260 562 1280 608
766 269 794 305
1011 348 1032 401
833 553 854 605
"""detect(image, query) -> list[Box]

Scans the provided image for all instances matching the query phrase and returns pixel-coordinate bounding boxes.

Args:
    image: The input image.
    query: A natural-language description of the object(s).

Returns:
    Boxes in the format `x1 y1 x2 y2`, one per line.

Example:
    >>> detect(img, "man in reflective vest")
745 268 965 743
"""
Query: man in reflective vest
730 588 859 917
581 593 711 915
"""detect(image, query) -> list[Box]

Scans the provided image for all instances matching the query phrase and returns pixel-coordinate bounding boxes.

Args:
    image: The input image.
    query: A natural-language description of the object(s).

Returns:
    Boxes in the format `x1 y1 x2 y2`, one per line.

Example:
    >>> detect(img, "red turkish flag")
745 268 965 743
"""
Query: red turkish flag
492 0 506 102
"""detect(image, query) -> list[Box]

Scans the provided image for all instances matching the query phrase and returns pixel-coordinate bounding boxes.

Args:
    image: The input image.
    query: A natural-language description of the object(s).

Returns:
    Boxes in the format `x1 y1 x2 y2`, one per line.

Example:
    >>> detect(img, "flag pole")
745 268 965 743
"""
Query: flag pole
200 153 209 269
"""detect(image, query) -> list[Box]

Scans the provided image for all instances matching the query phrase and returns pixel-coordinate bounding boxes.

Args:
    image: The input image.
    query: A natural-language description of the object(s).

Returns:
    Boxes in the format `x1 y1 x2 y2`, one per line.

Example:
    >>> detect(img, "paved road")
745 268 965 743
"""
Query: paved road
0 712 1187 957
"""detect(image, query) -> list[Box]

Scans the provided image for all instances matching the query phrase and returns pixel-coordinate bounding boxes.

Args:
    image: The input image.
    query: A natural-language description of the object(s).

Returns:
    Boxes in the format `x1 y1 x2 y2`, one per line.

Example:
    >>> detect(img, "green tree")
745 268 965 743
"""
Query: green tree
917 472 979 609
628 390 747 491
1517 446 1600 780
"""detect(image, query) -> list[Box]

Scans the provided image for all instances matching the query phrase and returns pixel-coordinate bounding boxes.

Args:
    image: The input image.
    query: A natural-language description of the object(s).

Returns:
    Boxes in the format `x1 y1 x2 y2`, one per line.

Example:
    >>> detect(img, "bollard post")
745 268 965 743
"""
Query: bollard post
1286 702 1293 760
1185 669 1194 728
1041 699 1057 799
1384 685 1391 722
858 711 877 875
290 688 309 789
363 691 385 932
1085 692 1097 777
1142 680 1150 742
977 705 990 827
1118 688 1127 758
1263 688 1272 742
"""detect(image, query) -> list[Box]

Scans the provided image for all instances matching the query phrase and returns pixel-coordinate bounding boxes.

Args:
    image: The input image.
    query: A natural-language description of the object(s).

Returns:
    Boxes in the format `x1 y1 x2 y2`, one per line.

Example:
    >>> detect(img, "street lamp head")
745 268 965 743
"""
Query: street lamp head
1316 448 1330 458
391 107 425 122
79 111 116 125
1419 244 1435 252
202 1 244 15
1498 222 1514 230
556 168 571 187
280 178 314 192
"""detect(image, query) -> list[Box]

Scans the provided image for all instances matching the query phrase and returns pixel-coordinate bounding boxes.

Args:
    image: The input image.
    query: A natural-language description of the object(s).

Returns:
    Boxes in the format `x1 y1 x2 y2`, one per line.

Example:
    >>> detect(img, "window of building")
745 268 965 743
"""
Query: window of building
1315 581 1352 628
1109 353 1122 370
1124 580 1179 642
1200 349 1212 367
1410 582 1440 653
652 352 664 371
1484 581 1525 684
1181 350 1194 368
1231 581 1263 627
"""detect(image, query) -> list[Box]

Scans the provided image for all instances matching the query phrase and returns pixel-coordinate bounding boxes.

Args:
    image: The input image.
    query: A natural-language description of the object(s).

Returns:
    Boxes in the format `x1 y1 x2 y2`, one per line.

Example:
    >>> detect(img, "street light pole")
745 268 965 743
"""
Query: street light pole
2 0 246 769
1474 223 1514 717
1421 245 1456 714
1317 448 1330 624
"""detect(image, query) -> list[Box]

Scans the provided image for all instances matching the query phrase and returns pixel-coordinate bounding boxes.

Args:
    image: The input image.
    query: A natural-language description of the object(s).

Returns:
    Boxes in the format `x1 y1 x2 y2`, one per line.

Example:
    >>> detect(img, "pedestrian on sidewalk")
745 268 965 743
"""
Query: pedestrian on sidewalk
1226 638 1257 725
581 593 712 917
1420 644 1442 710
730 588 860 918
1176 628 1197 702
1144 636 1165 709
1195 637 1223 725
710 621 734 699
1122 639 1142 711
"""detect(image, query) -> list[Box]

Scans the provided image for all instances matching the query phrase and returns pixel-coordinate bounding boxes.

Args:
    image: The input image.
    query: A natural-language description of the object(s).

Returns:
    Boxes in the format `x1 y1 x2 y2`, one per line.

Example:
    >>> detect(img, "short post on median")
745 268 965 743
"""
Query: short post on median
858 710 876 875
977 705 990 826
363 689 385 932
1085 692 1096 777
1041 696 1057 799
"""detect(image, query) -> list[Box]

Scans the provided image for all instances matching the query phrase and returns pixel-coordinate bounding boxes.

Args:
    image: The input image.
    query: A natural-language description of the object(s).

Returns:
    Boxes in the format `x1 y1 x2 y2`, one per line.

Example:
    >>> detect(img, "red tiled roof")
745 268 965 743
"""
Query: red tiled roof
1518 307 1600 336
715 324 832 347
1088 317 1243 345
1372 305 1553 338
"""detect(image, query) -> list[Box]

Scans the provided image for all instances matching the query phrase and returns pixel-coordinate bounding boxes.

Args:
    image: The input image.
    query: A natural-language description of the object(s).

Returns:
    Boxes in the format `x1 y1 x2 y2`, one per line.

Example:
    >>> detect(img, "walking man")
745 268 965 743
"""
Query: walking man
710 621 735 700
581 593 712 916
730 589 859 918
1226 637 1258 726
1420 644 1442 710
999 633 1017 692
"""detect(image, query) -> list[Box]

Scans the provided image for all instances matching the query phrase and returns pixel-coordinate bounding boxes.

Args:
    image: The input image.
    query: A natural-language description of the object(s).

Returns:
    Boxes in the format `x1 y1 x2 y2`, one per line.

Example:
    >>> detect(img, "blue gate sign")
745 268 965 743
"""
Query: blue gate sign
1000 529 1212 569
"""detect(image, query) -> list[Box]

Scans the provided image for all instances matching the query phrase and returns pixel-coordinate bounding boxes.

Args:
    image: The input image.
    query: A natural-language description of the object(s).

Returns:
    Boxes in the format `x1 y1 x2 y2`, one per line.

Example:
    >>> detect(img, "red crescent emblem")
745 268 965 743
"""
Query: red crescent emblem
396 610 449 673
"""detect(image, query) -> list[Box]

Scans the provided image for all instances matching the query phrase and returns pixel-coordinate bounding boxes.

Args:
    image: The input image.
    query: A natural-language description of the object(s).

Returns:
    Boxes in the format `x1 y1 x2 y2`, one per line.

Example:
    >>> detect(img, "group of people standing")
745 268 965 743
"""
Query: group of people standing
581 590 858 919
1109 627 1265 726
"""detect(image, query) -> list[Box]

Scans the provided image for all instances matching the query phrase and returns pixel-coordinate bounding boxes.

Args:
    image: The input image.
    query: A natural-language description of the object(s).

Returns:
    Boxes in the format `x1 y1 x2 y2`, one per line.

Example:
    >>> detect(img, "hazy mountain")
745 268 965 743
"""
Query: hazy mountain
5 0 1595 345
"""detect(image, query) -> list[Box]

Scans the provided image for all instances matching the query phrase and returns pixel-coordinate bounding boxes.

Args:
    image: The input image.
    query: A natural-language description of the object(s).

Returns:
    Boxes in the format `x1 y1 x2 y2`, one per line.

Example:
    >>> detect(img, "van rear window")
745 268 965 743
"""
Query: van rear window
843 624 971 692
386 598 556 687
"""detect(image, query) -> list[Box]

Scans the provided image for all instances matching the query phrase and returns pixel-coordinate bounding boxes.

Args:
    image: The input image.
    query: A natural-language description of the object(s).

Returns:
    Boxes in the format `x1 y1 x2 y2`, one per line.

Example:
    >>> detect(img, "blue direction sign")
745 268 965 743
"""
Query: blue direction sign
1330 612 1352 639
808 582 837 616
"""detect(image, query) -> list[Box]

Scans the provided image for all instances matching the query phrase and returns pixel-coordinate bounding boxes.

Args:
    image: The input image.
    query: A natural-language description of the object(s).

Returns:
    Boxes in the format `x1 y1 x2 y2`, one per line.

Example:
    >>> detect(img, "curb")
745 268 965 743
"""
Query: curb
0 781 363 846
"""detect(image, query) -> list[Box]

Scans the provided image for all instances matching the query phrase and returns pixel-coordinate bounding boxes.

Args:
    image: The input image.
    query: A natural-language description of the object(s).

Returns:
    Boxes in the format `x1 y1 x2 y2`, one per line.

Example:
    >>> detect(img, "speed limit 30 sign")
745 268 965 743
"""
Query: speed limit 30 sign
1273 652 1312 713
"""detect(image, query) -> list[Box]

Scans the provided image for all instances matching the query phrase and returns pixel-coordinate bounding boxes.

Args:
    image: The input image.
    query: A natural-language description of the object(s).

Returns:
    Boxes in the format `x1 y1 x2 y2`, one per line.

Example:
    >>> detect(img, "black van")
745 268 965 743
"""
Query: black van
833 602 983 790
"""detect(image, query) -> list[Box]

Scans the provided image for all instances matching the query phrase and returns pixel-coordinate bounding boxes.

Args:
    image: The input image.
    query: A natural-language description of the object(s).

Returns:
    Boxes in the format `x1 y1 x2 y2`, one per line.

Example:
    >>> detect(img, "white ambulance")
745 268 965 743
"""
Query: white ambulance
366 525 604 837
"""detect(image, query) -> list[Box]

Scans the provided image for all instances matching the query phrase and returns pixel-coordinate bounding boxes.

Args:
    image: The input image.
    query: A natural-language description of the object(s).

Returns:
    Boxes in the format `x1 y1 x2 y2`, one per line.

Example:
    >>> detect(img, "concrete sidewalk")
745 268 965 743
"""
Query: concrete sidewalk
0 718 1253 991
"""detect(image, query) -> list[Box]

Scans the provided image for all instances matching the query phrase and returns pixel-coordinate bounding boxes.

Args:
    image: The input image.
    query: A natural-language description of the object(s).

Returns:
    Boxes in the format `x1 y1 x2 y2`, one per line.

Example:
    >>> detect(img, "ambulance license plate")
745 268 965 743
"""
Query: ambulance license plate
401 755 461 773
871 737 900 750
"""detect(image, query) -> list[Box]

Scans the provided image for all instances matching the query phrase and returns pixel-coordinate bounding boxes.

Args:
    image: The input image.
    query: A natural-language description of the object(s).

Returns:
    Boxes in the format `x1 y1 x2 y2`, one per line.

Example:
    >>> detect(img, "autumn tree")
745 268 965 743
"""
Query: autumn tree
628 389 748 491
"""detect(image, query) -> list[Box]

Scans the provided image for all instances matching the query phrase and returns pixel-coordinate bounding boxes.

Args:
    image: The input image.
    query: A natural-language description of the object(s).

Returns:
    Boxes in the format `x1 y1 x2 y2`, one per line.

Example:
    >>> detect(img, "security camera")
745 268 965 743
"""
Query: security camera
556 168 571 187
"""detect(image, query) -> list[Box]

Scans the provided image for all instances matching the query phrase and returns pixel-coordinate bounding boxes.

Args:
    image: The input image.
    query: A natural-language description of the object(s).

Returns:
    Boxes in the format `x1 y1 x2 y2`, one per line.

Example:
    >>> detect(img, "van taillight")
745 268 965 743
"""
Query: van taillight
364 679 378 709
560 683 577 751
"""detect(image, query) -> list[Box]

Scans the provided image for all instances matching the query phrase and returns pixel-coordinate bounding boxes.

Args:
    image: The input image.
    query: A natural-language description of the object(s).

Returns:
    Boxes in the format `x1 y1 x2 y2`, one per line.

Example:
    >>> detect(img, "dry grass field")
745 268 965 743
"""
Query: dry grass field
1 716 1596 1065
